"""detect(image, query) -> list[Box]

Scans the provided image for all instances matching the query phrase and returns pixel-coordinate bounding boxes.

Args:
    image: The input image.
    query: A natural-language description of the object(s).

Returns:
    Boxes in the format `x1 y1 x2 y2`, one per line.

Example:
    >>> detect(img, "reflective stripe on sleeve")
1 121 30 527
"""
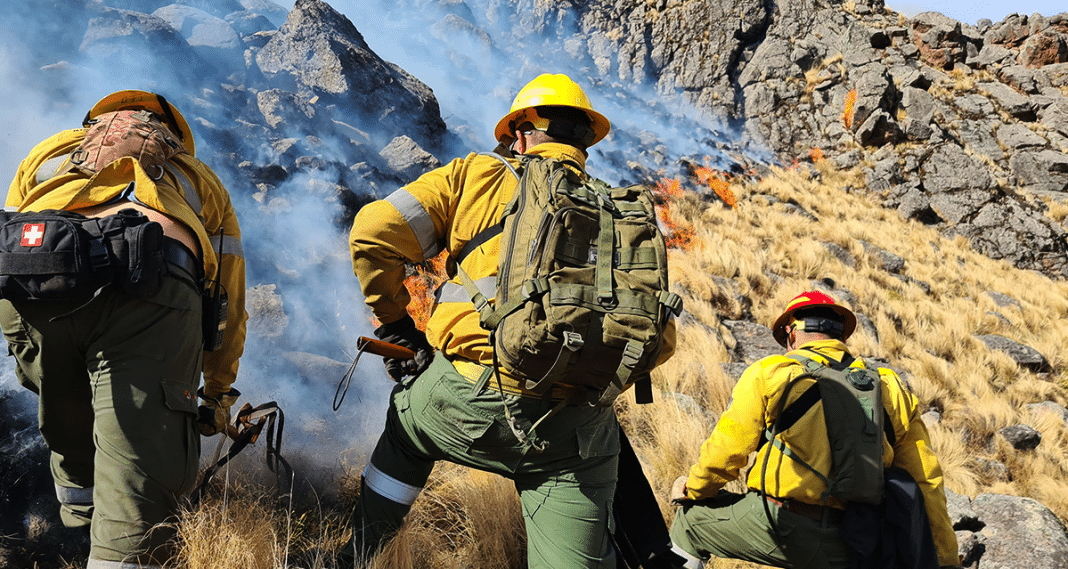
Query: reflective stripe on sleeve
163 163 204 219
363 462 423 505
55 484 94 506
35 155 70 186
435 277 497 304
209 234 244 258
87 558 163 569
385 189 442 261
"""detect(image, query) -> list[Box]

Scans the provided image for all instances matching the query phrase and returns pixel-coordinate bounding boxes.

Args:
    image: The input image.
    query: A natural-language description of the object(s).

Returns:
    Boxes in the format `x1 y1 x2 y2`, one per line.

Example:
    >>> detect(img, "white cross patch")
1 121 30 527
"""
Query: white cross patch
21 223 45 247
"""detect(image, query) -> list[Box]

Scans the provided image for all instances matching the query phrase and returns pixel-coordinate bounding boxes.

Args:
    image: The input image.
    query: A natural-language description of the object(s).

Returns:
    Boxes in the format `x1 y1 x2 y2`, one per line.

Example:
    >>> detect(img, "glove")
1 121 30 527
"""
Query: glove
374 315 434 381
670 475 693 505
197 386 241 436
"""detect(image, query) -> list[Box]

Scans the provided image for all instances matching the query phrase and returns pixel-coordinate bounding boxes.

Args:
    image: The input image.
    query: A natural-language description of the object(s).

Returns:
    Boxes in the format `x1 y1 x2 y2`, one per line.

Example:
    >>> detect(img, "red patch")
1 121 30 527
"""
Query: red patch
20 223 45 247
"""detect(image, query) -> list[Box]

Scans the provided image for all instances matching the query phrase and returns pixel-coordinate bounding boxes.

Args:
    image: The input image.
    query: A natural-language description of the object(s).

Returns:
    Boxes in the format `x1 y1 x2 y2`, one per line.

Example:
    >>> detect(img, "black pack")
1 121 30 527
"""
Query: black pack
0 209 165 302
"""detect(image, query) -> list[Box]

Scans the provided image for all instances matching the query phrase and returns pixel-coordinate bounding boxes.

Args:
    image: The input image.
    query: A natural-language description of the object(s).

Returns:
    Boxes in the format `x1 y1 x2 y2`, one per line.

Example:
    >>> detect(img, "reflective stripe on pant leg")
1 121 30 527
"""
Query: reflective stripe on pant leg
671 543 705 569
56 483 94 506
87 558 163 569
363 461 423 505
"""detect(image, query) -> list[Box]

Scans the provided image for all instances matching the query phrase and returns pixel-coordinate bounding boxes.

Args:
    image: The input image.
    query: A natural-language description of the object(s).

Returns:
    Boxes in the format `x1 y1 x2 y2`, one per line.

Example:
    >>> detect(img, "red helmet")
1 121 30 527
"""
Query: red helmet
771 290 857 347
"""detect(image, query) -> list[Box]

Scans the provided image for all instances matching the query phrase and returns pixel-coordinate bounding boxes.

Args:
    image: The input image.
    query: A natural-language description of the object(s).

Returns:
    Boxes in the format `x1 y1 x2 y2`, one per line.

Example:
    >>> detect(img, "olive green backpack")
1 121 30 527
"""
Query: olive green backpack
761 350 891 506
457 153 683 412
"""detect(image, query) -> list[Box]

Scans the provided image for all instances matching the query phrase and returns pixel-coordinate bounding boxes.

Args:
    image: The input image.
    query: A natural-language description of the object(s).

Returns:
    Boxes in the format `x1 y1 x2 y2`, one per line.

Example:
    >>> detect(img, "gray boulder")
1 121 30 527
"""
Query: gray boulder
81 6 216 83
379 136 443 181
254 0 448 152
998 424 1041 450
968 494 1068 569
975 334 1051 372
153 4 244 71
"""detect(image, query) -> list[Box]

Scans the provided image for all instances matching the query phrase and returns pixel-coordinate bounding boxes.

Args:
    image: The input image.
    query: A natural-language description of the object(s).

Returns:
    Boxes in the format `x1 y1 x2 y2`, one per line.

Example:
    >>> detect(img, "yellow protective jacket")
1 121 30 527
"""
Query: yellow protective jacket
685 339 958 566
7 128 247 396
350 142 675 376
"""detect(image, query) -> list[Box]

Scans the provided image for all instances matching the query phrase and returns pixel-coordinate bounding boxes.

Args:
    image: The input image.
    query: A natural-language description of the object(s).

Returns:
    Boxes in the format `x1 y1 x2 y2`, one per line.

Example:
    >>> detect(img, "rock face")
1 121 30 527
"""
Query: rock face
516 1 1068 279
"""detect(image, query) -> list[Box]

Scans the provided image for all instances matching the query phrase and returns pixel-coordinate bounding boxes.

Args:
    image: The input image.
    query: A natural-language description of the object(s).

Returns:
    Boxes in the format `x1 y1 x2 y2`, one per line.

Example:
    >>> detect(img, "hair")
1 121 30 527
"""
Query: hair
515 106 594 148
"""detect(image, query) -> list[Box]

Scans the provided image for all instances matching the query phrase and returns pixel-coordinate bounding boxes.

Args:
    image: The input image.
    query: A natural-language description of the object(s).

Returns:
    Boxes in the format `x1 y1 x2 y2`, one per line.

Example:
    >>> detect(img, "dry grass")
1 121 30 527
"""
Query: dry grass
168 160 1068 568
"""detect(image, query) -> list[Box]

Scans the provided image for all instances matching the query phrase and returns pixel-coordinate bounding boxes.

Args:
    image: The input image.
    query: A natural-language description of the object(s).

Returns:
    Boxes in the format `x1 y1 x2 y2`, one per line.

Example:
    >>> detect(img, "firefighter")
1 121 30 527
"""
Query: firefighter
345 73 678 568
1 90 247 568
668 291 961 569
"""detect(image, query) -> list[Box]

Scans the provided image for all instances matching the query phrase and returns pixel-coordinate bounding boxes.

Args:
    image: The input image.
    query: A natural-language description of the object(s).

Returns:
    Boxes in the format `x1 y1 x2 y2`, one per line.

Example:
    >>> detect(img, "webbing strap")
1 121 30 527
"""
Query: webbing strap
457 264 497 326
766 433 832 487
612 340 643 389
522 329 584 395
595 194 615 303
457 224 502 265
0 251 78 274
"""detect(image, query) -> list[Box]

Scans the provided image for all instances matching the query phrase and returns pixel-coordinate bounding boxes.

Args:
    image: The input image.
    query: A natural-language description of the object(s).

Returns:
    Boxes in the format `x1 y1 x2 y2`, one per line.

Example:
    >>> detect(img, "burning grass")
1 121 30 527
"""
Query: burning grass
163 159 1068 568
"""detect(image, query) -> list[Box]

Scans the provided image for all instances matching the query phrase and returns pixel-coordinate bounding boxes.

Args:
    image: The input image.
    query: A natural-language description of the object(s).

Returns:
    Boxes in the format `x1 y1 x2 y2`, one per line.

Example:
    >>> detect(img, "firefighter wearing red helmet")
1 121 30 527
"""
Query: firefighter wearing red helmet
668 291 961 569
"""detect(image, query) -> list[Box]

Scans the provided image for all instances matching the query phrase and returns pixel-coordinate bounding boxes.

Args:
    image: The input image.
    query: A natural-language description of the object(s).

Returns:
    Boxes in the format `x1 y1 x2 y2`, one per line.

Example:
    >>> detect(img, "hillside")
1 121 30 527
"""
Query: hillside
1 0 1068 567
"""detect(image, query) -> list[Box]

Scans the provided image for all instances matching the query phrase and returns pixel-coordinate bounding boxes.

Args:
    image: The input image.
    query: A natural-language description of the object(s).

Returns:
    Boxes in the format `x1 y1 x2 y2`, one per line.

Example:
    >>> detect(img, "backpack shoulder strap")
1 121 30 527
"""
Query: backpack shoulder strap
455 152 525 266
762 351 896 449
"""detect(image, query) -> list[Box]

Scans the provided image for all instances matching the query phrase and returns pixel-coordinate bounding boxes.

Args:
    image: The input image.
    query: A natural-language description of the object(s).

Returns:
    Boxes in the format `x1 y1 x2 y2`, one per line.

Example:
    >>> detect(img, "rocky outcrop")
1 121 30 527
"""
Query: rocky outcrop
498 1 1068 279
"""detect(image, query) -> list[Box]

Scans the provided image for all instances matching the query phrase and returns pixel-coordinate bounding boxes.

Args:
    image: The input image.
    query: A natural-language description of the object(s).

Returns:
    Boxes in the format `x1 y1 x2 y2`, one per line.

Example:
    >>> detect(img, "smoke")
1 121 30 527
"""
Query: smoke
0 0 765 505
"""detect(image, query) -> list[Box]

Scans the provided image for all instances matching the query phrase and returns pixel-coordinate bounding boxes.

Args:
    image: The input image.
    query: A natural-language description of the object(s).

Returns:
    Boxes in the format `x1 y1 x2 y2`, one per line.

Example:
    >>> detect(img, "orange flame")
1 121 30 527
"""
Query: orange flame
369 253 448 331
843 89 857 129
654 178 698 251
403 253 447 331
694 166 737 209
809 147 824 163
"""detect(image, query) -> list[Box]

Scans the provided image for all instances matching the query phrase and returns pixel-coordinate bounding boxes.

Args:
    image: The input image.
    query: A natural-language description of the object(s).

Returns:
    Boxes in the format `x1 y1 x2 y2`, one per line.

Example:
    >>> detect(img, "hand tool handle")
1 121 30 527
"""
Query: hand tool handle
356 336 416 360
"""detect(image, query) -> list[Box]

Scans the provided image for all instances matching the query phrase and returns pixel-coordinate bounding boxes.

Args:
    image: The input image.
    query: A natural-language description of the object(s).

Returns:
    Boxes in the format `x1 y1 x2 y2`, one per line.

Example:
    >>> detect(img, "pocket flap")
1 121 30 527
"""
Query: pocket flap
163 381 199 415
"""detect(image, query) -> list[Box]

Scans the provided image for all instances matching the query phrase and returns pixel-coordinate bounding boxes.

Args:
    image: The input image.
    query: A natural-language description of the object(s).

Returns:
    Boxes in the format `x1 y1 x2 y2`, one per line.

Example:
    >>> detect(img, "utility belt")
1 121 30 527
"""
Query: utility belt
452 359 584 402
762 494 846 525
0 208 225 350
163 237 202 283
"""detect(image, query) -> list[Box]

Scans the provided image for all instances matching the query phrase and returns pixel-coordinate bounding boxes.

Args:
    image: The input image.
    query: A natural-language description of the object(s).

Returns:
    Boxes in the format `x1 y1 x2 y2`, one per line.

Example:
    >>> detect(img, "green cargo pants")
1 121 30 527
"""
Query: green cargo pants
345 353 620 568
670 491 851 569
0 266 203 568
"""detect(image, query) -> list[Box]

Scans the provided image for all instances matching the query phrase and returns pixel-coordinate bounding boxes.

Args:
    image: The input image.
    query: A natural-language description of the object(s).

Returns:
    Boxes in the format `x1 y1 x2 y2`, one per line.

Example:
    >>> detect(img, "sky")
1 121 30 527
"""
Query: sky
888 0 1065 25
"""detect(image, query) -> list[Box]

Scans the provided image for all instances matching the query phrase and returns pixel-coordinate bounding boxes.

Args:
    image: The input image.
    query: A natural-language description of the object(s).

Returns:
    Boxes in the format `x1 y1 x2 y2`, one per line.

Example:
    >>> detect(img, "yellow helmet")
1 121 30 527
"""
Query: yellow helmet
84 90 196 156
494 73 611 147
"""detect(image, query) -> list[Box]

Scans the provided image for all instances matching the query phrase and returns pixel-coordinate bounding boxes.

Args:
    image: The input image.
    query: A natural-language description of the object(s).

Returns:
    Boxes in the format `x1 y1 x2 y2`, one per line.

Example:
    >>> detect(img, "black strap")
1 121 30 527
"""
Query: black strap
457 224 503 265
154 94 184 142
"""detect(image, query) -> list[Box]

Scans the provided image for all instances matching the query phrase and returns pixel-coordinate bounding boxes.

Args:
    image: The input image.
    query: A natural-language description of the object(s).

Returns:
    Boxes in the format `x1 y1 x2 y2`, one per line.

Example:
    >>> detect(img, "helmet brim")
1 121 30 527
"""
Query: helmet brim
772 303 857 347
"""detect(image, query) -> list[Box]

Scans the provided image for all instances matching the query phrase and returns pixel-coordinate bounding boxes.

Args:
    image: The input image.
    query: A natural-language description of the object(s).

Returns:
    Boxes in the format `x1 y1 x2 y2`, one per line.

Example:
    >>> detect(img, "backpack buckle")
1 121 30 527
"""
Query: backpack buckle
562 331 584 351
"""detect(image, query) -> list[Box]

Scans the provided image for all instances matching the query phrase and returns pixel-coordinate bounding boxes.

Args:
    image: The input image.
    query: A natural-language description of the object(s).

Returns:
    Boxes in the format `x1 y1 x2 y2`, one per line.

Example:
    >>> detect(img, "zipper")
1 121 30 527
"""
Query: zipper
497 161 531 306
